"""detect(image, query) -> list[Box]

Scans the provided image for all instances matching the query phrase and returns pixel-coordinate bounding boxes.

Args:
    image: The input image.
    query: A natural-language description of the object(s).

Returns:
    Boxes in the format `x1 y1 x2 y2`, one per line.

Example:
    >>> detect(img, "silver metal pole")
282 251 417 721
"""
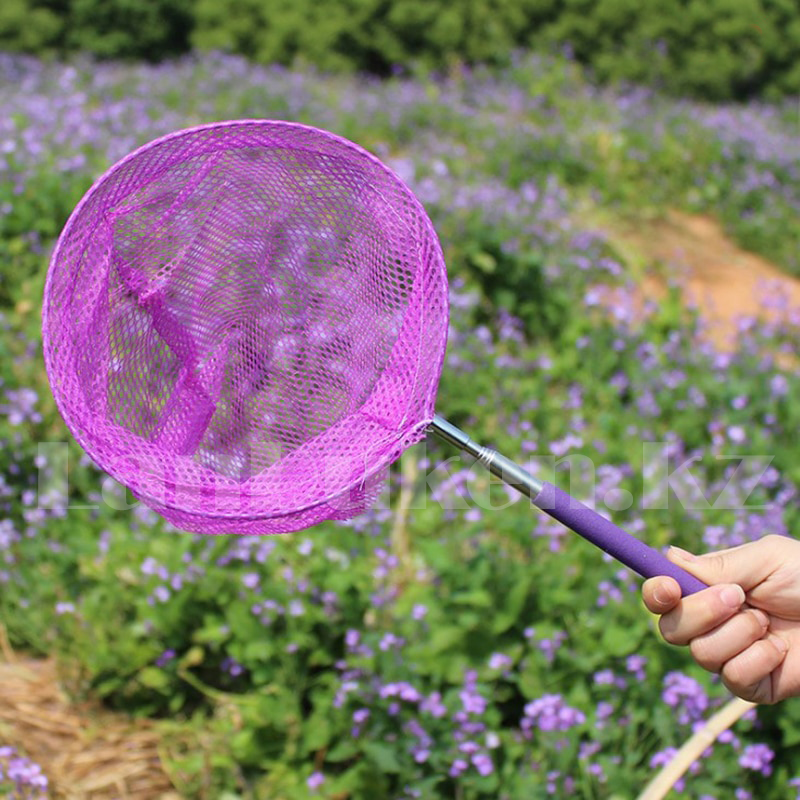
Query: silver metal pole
428 414 544 498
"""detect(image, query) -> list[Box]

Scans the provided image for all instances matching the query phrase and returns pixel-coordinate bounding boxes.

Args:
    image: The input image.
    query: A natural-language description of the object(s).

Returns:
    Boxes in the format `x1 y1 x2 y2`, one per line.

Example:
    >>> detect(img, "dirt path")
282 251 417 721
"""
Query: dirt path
0 638 179 799
604 209 800 347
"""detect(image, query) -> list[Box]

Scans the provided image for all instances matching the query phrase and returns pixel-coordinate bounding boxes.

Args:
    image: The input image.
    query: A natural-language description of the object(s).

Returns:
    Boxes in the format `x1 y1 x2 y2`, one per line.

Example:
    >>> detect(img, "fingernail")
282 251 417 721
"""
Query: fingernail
669 546 696 562
751 609 769 629
769 634 788 655
720 585 745 609
653 586 671 606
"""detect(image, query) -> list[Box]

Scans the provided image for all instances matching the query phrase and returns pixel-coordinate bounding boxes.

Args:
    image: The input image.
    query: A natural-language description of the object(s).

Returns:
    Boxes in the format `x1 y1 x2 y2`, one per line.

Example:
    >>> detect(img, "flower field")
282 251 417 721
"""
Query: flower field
1 50 799 798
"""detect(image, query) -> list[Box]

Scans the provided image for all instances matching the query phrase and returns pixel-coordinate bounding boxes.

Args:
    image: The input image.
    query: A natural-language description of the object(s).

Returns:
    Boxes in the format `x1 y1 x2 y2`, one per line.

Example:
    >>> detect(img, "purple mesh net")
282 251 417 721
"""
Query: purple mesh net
43 120 449 534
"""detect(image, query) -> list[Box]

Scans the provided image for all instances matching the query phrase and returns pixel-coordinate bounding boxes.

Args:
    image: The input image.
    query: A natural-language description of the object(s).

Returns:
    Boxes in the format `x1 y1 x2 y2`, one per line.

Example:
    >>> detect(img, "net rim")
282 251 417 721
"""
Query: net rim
42 119 450 526
135 417 434 525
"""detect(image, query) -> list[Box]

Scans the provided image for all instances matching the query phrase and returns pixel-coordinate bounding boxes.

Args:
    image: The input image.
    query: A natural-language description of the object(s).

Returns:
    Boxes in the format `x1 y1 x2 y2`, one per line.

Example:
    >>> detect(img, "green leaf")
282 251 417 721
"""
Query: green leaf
180 645 205 667
428 625 464 655
470 250 497 273
168 692 186 713
362 741 402 773
492 576 530 633
601 623 641 657
778 706 800 746
303 715 331 751
230 729 256 761
137 666 170 690
519 667 544 700
327 739 360 762
193 622 231 645
453 589 493 607
243 640 273 661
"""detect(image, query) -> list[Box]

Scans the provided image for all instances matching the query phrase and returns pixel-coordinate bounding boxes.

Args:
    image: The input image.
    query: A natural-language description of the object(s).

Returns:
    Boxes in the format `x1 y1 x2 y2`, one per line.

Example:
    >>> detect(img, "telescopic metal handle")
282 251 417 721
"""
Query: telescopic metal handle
428 415 706 596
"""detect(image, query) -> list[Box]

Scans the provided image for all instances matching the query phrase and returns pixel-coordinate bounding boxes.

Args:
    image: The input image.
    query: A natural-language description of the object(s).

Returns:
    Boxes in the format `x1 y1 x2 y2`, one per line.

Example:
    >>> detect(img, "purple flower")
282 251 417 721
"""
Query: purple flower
472 752 494 775
521 694 586 734
650 747 676 767
156 649 176 667
718 729 739 747
593 669 625 689
662 671 708 725
353 708 370 725
449 758 468 778
153 585 170 603
297 538 313 556
2 388 41 426
55 601 75 615
379 632 403 651
588 762 606 781
141 556 159 575
242 572 259 589
398 683 421 703
546 770 562 795
221 657 244 677
770 374 789 396
420 691 447 718
626 654 647 680
488 652 512 670
460 687 487 715
580 741 601 760
650 748 684 791
321 590 337 612
0 747 48 794
739 743 774 776
411 603 428 620
727 425 746 443
594 701 614 730
597 580 623 607
307 771 325 790
536 631 567 663
351 706 370 737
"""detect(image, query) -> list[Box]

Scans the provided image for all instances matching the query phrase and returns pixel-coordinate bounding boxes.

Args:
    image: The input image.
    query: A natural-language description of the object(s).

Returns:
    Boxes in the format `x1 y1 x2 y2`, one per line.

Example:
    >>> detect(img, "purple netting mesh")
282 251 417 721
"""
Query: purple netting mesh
43 120 449 534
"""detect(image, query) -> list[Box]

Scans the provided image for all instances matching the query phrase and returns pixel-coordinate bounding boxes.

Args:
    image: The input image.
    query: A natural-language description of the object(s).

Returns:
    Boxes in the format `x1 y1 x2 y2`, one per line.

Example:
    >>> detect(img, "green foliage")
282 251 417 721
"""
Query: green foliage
190 0 546 75
0 0 190 61
1 53 800 797
189 0 800 98
544 0 771 99
2 0 800 98
64 0 192 60
0 0 62 53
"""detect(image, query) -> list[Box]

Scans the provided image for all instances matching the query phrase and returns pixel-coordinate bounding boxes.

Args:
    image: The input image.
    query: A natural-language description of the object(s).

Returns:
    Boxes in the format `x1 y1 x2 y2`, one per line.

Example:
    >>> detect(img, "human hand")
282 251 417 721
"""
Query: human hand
642 535 800 704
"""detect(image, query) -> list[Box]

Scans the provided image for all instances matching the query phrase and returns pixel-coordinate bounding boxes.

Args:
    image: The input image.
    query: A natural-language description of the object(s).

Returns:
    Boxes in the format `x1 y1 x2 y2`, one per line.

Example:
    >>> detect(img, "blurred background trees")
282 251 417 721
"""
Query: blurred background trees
1 0 798 100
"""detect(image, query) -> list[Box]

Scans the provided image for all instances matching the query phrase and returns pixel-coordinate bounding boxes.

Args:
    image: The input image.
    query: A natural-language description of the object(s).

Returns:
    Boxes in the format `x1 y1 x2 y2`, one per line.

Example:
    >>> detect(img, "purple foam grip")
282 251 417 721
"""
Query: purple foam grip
533 482 706 596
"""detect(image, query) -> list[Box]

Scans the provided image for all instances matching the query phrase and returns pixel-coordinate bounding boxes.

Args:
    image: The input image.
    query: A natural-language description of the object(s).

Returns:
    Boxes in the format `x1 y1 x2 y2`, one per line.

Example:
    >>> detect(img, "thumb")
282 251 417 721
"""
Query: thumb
668 538 782 592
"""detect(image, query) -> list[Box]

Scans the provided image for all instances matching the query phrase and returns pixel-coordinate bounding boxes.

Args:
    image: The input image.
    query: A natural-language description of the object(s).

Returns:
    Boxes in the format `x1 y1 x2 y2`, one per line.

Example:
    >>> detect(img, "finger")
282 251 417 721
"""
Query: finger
668 536 786 593
642 576 681 614
689 609 770 673
721 634 789 704
659 584 745 646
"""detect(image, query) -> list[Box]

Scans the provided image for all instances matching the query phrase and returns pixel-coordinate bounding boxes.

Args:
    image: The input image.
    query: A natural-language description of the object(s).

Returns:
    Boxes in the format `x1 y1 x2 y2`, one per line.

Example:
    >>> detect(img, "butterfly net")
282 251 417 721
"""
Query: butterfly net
43 121 449 534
